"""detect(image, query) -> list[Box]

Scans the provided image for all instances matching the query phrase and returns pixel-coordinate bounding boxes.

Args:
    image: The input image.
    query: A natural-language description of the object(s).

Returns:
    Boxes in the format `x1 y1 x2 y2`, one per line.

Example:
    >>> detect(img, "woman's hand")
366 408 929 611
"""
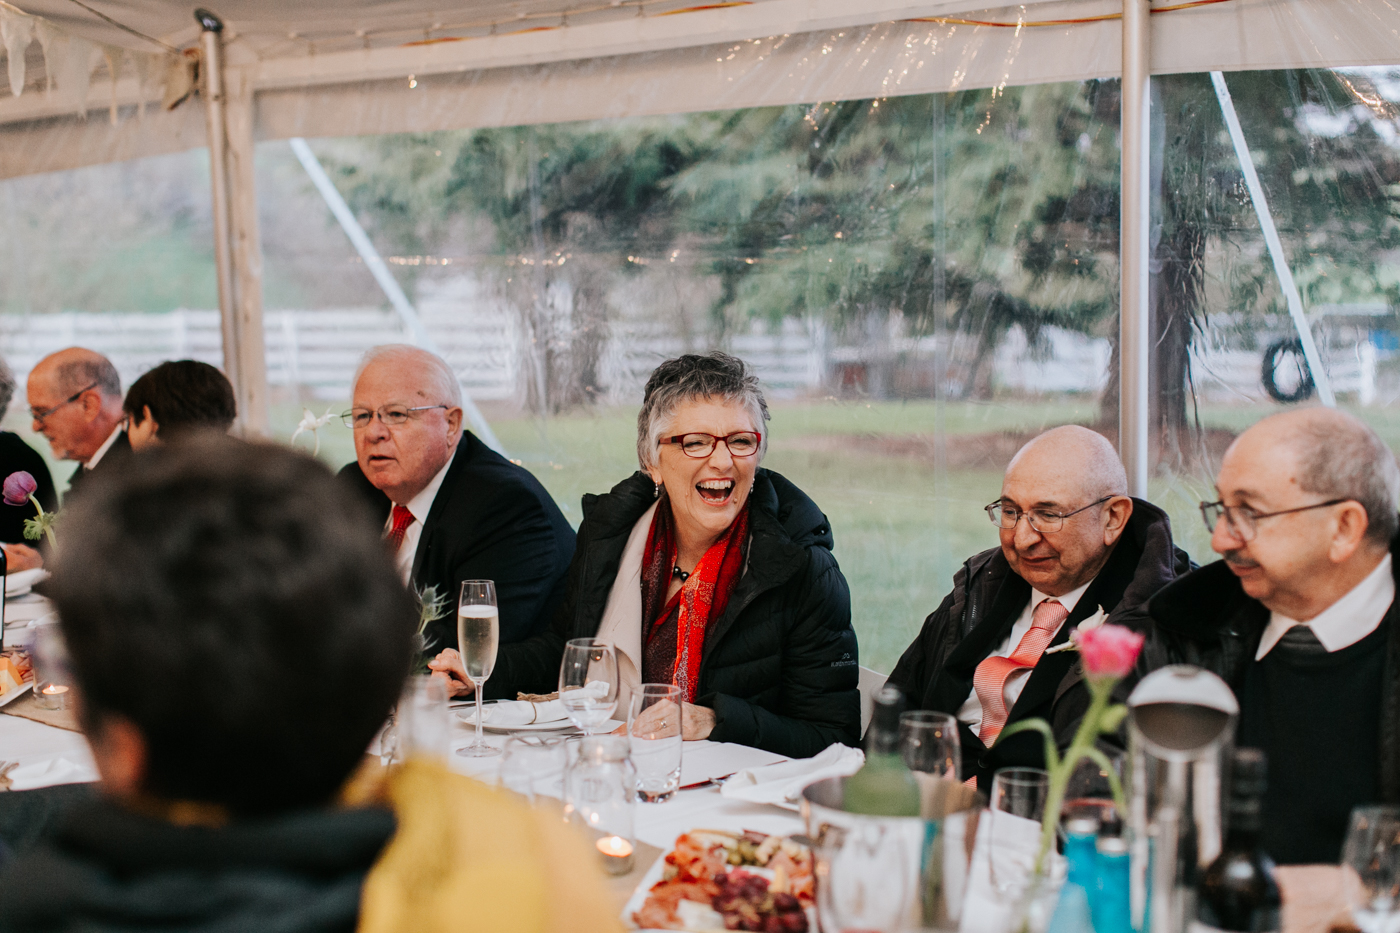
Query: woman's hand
427 649 475 698
682 702 715 741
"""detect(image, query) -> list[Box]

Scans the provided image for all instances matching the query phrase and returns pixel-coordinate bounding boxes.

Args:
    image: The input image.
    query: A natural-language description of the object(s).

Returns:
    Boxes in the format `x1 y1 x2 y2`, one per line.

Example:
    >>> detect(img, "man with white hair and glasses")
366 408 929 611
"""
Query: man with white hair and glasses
338 345 575 651
1145 407 1400 865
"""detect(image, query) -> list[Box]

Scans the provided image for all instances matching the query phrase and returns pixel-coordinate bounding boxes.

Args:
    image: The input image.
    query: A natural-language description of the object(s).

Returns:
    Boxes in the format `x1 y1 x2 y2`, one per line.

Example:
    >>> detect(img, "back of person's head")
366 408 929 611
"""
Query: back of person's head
0 354 15 421
49 435 415 816
123 360 237 437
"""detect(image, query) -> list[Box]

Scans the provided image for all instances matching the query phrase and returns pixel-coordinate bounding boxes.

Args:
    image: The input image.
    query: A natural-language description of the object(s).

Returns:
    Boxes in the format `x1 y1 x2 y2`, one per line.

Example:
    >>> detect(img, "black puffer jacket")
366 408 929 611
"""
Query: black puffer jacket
0 796 395 933
488 469 860 758
884 499 1192 787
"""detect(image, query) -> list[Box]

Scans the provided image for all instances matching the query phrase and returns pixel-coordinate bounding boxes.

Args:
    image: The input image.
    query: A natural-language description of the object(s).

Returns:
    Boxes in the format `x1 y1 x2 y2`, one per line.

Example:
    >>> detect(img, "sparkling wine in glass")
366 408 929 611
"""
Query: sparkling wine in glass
456 580 501 758
558 638 619 736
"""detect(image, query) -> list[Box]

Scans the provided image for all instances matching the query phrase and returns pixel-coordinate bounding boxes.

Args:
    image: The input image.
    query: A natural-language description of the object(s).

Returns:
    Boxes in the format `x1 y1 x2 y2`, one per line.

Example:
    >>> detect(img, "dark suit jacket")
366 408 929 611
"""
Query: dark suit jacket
0 433 56 545
338 432 576 649
64 429 130 501
884 499 1192 789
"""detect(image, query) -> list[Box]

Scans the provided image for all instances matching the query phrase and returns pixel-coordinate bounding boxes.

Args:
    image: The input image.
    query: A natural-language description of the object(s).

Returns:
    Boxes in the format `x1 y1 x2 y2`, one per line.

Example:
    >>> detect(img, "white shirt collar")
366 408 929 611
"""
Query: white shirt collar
85 425 124 470
1256 552 1395 660
1030 578 1094 617
402 453 454 524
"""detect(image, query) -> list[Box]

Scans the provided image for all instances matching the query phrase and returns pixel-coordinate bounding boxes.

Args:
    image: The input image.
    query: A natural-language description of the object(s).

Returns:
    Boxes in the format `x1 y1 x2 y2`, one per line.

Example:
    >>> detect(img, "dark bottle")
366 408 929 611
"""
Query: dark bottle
843 686 921 816
1194 748 1281 933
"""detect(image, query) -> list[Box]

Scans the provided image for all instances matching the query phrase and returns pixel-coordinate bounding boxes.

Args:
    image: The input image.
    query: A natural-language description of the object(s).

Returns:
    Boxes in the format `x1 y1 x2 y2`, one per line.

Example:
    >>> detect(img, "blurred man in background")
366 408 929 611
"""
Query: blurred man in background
1146 407 1400 864
0 435 618 933
26 347 126 497
339 345 575 651
122 359 237 450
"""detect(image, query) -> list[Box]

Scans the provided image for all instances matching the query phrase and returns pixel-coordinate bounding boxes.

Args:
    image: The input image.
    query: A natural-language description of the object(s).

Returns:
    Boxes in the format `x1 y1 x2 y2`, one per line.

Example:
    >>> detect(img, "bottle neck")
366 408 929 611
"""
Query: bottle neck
866 716 901 757
1224 798 1263 849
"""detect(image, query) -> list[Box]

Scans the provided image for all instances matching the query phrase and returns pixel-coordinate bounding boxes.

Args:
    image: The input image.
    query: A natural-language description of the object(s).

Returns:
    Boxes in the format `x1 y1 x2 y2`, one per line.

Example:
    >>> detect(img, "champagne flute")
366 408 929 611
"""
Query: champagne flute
1343 806 1400 933
456 580 501 758
558 638 619 736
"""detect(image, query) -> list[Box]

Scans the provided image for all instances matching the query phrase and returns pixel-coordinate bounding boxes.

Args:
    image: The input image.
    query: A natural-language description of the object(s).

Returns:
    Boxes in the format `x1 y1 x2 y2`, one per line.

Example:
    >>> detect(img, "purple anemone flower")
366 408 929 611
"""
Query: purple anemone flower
3 471 37 507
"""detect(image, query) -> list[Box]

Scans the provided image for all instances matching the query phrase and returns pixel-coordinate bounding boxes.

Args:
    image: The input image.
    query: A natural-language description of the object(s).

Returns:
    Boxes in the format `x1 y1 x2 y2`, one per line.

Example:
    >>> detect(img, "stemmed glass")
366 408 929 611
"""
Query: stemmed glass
899 710 961 781
1343 806 1400 933
558 638 619 736
988 767 1051 896
455 580 500 758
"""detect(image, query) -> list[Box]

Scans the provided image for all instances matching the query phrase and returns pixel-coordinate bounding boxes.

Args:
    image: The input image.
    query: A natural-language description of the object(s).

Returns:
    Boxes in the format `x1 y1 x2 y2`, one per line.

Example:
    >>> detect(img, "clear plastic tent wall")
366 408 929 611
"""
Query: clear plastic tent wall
2 1 1400 670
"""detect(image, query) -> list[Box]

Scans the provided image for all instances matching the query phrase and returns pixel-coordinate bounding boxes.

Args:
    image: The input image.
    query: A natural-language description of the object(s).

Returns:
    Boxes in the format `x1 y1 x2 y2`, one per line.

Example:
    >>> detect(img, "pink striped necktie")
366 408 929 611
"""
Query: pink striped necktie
973 598 1068 747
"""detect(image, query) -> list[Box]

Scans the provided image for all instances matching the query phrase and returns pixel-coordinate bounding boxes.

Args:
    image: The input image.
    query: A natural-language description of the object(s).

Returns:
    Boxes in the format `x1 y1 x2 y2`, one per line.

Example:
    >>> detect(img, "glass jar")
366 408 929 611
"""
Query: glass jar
565 734 637 875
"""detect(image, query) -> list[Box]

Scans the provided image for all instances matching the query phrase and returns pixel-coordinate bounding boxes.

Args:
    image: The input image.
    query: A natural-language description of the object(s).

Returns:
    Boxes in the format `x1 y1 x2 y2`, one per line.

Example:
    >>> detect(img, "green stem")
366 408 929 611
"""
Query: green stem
28 494 56 550
1034 677 1114 875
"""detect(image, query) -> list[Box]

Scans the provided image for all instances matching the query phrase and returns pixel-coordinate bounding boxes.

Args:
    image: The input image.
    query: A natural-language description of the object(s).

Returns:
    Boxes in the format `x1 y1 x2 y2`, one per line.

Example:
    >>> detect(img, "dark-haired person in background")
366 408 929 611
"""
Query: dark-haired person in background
122 360 237 450
0 435 618 933
25 347 127 498
1145 407 1400 865
0 355 54 571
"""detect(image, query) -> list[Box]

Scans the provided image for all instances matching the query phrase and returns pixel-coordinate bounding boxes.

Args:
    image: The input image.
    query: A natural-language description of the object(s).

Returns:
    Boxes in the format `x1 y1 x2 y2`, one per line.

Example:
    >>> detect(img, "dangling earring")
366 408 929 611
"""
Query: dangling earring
654 483 661 500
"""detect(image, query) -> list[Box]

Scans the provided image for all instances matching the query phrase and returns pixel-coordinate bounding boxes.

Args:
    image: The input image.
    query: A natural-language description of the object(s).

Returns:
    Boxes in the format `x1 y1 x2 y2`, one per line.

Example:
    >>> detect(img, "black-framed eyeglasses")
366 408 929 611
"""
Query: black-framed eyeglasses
660 431 763 459
341 405 450 430
29 383 98 423
1199 497 1350 542
985 495 1115 534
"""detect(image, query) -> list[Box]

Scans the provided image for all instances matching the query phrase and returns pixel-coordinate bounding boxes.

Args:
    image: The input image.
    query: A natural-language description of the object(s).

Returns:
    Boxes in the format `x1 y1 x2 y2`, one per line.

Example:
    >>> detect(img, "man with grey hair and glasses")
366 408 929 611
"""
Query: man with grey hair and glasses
1145 407 1400 865
26 347 127 497
884 425 1191 790
338 344 575 651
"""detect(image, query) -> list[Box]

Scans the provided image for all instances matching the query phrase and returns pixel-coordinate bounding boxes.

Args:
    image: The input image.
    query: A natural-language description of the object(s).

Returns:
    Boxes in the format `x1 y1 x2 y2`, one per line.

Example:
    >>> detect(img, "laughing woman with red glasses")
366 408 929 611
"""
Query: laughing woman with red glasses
431 352 860 757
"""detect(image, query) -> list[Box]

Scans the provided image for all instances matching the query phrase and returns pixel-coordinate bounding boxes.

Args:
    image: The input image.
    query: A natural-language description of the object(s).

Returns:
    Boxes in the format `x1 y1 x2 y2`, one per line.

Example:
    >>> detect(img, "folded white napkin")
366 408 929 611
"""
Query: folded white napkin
959 809 1050 933
5 568 47 598
720 742 865 806
8 756 99 792
482 680 610 726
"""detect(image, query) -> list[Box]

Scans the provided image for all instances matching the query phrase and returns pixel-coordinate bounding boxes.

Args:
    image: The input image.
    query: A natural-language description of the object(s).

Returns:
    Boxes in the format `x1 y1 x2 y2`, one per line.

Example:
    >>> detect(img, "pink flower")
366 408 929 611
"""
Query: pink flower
1074 624 1144 680
2 472 36 508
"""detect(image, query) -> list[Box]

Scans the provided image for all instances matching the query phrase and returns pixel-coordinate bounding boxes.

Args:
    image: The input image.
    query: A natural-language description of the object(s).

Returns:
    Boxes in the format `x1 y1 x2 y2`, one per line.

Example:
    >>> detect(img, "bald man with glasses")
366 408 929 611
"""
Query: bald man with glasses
337 345 575 652
1145 407 1400 865
884 426 1192 790
26 348 128 497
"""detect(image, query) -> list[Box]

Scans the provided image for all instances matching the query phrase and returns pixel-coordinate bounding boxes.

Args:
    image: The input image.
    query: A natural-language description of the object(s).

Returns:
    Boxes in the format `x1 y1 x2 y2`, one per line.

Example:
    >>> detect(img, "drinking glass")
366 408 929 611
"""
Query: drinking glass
31 618 72 711
402 675 450 761
455 580 500 758
899 710 961 780
987 767 1051 895
558 638 619 736
629 683 683 803
819 818 911 933
565 735 637 875
1343 806 1400 933
499 735 568 803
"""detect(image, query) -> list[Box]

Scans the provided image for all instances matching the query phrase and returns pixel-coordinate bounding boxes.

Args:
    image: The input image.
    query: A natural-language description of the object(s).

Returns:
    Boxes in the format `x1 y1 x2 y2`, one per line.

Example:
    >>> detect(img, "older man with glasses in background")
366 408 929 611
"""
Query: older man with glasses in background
338 345 575 652
26 348 128 499
1145 407 1400 865
884 425 1192 790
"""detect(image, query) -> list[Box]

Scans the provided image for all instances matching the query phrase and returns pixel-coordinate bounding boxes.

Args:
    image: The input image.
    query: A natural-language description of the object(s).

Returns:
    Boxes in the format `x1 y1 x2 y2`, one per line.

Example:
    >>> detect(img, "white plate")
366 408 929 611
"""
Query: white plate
0 679 32 707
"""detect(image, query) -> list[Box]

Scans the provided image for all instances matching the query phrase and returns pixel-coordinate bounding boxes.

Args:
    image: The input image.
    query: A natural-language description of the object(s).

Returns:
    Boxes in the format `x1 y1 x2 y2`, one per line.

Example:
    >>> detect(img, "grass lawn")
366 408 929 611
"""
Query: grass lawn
7 394 1394 674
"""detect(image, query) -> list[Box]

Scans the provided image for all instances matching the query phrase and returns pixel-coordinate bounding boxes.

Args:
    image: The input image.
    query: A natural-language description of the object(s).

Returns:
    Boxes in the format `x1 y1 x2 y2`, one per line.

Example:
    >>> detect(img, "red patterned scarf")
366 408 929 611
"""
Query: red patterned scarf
640 494 750 703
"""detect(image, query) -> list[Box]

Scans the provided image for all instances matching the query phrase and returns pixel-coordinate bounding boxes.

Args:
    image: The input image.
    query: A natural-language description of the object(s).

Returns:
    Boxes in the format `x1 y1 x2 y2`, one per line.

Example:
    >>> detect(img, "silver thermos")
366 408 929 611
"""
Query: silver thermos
1126 665 1239 933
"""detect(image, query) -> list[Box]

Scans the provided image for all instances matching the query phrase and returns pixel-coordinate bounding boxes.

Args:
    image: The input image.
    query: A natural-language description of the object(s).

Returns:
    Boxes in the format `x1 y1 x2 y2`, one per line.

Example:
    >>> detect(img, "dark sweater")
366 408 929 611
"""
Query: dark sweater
0 433 56 546
1238 623 1387 865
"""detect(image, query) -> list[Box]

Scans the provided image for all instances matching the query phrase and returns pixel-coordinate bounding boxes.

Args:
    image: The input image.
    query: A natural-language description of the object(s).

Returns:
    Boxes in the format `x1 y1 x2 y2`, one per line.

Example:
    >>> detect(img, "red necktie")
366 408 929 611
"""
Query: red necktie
386 505 415 552
973 598 1068 746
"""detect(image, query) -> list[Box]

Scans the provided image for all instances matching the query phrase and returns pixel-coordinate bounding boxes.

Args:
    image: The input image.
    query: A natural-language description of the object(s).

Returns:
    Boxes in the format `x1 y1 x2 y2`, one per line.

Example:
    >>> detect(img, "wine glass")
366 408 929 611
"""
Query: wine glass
899 710 961 780
1343 806 1400 933
987 767 1051 896
558 638 618 736
455 580 500 758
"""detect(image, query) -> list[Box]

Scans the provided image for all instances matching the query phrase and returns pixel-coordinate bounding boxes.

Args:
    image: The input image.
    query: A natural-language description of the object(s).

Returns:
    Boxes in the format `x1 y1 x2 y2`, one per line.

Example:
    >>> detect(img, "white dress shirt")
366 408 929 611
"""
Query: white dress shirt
85 425 124 470
384 456 453 586
957 578 1096 735
1255 553 1394 660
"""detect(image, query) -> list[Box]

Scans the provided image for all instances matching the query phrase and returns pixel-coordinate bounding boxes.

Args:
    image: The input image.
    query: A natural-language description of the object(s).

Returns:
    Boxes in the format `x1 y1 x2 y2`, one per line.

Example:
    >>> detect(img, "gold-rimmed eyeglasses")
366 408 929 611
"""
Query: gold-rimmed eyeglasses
984 495 1114 534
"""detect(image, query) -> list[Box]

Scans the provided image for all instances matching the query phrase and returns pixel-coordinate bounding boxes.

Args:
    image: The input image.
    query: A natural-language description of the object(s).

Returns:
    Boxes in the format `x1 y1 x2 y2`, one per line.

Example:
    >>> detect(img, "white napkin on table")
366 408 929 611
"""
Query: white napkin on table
480 680 609 726
720 742 865 806
958 809 1047 933
8 757 98 792
5 568 47 598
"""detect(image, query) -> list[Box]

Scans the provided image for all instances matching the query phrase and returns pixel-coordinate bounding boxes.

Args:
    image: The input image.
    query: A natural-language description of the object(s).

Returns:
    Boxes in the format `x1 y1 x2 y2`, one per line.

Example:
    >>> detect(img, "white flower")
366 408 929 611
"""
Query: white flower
1044 605 1107 654
290 407 336 456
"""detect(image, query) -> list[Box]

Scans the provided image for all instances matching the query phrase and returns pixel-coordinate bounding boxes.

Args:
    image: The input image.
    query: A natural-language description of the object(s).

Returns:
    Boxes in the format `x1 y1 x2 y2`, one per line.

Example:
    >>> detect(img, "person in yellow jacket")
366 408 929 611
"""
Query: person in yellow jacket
0 436 620 933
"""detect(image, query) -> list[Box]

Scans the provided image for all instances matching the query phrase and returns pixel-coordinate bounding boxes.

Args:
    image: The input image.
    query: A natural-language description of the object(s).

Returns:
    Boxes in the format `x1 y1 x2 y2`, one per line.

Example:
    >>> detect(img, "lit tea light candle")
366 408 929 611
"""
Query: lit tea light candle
36 683 69 710
41 685 68 696
596 834 634 875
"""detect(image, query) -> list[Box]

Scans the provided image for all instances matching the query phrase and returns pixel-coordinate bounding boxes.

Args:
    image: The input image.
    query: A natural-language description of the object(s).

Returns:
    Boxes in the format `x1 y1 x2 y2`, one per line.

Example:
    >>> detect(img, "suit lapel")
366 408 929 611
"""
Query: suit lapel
409 435 476 587
925 564 1030 726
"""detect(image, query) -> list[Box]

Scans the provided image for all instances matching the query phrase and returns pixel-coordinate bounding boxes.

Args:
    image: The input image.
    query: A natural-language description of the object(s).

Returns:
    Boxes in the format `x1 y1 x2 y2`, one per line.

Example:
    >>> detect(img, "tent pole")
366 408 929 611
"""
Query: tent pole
1120 0 1151 497
197 10 242 425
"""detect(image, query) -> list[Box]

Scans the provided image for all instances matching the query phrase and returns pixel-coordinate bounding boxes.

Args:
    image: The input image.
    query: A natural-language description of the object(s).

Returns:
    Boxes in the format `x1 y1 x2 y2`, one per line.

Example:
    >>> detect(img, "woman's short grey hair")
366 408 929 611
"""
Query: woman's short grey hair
353 345 462 408
636 352 770 471
0 356 14 422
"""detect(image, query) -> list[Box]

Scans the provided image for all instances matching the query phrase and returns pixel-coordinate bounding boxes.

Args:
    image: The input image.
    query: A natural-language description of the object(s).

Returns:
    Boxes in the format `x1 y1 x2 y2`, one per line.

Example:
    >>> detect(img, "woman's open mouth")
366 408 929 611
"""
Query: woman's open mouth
696 478 735 505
